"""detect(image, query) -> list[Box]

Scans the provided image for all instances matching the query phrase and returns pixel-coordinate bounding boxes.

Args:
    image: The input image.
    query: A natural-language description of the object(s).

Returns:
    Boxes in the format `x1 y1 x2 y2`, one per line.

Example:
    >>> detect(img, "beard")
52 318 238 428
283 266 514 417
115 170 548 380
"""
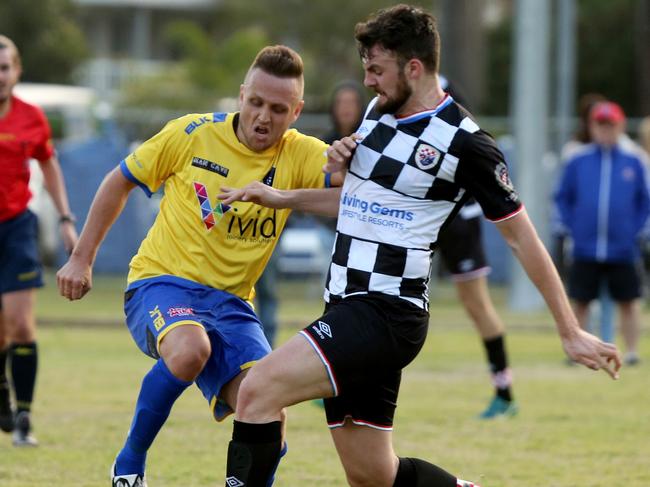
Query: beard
375 74 412 115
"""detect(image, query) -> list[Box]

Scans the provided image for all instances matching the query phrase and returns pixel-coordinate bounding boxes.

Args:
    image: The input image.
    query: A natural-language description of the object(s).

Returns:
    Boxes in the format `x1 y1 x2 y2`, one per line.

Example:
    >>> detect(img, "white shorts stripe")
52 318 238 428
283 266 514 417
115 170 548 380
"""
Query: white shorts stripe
299 330 339 396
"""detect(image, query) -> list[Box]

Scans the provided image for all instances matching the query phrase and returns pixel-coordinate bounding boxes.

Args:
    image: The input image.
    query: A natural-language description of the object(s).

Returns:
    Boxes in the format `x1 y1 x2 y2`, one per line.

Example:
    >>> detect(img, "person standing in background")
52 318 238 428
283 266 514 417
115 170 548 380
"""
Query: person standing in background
555 93 616 346
322 80 366 146
555 101 650 366
0 34 78 446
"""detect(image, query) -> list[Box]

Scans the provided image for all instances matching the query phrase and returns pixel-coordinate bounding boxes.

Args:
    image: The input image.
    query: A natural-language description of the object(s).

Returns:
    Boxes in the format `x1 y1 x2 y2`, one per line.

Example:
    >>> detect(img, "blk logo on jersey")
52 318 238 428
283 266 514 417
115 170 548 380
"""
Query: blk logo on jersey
415 143 441 170
194 182 231 230
312 320 333 340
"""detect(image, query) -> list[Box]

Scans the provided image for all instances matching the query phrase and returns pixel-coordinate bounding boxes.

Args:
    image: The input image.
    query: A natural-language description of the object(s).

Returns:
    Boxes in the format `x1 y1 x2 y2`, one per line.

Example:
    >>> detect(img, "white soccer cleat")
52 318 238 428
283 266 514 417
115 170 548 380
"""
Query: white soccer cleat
111 462 148 487
12 411 38 447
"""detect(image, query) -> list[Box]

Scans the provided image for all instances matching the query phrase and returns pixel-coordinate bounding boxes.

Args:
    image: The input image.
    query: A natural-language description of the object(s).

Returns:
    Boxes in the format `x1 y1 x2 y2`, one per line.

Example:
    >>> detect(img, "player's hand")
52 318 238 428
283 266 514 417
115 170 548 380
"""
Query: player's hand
56 256 93 301
218 181 285 208
562 328 621 379
323 135 359 174
59 221 79 256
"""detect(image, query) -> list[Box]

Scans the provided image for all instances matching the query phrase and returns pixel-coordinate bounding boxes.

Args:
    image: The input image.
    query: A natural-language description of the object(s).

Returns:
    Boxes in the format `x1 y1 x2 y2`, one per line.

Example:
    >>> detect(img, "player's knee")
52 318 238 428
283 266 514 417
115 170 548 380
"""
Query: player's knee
236 367 280 420
161 333 211 380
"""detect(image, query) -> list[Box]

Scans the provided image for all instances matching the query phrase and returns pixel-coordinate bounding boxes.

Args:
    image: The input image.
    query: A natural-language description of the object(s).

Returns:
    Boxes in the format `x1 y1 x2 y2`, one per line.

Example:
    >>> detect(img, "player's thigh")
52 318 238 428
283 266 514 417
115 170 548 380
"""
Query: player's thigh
330 423 397 487
242 333 333 407
1 288 37 341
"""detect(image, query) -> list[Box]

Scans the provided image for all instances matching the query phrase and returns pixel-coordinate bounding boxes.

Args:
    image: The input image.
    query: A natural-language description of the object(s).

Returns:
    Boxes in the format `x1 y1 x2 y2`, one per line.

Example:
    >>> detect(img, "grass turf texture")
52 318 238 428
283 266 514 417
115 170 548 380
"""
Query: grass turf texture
0 274 648 486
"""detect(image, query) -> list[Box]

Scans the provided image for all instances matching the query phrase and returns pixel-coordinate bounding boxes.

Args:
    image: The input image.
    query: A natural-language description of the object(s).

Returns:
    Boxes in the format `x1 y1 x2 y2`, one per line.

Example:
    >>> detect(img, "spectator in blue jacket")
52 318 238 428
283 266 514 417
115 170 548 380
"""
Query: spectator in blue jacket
555 101 650 366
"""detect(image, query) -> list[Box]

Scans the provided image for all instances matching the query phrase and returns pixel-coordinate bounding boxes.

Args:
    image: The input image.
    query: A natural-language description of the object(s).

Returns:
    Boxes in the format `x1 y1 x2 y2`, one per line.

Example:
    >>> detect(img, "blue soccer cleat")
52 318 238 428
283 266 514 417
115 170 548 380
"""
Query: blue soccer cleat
478 396 519 419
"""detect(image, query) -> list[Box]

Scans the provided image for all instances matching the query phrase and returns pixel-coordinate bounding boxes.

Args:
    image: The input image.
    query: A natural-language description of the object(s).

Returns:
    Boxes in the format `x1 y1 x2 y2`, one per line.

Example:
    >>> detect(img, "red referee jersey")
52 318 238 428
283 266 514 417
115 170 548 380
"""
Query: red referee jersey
0 95 54 222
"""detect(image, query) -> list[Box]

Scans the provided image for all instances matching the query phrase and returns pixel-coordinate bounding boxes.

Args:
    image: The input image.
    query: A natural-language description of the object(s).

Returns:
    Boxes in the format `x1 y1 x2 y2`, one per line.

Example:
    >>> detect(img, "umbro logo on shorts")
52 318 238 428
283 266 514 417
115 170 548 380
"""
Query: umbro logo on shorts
312 320 333 340
225 477 244 487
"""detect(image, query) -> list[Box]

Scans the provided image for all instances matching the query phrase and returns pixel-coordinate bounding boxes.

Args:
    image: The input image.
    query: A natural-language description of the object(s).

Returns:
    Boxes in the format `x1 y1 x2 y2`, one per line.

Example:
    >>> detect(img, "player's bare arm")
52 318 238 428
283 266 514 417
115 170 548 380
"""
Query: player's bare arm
56 167 136 301
219 182 342 217
38 155 78 254
495 209 621 379
323 135 359 174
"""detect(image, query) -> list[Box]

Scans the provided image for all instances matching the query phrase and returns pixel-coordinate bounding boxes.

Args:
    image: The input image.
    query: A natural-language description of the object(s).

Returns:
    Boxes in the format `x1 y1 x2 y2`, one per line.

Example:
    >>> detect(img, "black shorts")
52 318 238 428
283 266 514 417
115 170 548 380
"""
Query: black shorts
437 215 489 280
300 293 429 430
568 260 642 302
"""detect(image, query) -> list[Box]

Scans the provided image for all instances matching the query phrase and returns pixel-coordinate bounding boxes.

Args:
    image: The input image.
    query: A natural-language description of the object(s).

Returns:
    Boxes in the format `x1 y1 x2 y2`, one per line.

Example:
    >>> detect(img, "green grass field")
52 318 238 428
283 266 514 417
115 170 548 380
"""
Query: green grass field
0 274 649 486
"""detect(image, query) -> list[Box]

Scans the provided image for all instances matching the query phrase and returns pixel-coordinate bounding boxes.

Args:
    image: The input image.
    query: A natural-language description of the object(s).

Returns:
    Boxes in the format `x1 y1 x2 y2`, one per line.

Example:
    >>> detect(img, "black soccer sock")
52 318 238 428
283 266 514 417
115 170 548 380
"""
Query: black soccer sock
393 457 457 487
226 420 282 487
9 342 38 414
483 335 512 401
0 347 10 415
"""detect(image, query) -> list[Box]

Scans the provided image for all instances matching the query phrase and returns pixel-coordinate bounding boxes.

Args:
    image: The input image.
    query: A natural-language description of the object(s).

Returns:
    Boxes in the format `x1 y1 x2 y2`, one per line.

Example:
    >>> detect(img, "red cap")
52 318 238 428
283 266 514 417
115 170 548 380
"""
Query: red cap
590 101 625 124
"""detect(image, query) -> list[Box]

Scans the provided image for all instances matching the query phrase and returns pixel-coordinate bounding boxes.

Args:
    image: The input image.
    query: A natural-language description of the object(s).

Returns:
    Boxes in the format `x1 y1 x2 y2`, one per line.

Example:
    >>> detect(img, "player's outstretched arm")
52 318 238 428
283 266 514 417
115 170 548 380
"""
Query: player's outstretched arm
56 167 136 301
219 182 342 217
495 208 621 379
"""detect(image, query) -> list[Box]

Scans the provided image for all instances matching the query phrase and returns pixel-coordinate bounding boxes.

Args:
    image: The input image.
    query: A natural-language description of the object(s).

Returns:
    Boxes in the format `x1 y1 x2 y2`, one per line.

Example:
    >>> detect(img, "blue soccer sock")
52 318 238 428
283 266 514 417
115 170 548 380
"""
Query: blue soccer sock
115 359 191 475
266 441 288 487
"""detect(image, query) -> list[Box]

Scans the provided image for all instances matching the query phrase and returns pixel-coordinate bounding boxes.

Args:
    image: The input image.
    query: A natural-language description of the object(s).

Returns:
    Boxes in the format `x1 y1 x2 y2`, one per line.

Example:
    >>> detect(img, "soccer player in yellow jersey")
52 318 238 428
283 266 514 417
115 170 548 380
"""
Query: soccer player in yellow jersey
56 45 341 487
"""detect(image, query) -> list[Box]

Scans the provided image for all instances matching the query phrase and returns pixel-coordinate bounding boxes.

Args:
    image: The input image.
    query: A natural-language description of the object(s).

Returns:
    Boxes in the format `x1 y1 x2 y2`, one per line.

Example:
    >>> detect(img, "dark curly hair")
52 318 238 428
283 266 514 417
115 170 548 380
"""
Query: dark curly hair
354 4 440 72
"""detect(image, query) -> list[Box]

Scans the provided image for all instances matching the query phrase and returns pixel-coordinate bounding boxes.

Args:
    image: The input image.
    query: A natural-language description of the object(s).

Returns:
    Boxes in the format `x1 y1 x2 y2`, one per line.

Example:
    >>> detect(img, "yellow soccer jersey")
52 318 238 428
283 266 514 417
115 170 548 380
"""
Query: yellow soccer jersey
120 111 328 301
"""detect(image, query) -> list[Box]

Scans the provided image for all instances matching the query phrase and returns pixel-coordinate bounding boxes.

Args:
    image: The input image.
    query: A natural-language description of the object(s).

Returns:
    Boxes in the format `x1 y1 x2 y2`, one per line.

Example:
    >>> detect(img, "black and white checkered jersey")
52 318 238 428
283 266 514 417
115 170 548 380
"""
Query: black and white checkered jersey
324 95 522 310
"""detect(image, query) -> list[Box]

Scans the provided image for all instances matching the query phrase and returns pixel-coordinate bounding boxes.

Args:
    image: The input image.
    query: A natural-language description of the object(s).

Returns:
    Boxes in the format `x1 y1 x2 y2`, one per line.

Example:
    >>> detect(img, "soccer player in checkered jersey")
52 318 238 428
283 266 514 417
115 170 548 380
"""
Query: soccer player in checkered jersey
0 35 78 447
220 5 620 487
57 45 342 487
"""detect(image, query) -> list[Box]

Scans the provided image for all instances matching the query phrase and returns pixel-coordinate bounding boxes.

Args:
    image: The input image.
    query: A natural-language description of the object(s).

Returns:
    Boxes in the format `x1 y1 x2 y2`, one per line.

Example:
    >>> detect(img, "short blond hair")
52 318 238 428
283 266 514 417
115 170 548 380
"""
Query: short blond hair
0 35 21 67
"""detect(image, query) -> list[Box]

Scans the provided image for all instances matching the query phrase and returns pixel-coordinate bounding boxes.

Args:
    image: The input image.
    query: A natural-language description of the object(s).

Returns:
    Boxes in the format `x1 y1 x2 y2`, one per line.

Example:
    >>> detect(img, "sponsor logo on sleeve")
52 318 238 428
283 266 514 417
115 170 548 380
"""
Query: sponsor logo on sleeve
494 162 519 201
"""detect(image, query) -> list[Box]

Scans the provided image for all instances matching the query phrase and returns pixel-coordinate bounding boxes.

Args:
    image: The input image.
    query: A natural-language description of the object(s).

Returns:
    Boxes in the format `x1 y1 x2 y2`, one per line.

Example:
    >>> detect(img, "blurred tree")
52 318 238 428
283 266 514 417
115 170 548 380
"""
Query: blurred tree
118 24 270 138
0 0 87 83
482 0 644 117
576 0 637 116
217 0 405 109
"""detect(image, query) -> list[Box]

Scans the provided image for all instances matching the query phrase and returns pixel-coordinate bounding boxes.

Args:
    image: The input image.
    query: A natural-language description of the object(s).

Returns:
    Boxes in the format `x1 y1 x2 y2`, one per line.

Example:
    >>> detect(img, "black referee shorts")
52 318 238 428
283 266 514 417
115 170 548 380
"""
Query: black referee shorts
300 293 429 430
437 215 490 280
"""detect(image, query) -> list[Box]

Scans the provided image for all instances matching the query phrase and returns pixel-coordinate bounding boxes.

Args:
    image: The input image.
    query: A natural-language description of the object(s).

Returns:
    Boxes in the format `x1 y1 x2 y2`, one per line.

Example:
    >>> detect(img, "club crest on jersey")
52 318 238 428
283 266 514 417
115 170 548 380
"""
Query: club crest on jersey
415 143 441 170
194 182 231 230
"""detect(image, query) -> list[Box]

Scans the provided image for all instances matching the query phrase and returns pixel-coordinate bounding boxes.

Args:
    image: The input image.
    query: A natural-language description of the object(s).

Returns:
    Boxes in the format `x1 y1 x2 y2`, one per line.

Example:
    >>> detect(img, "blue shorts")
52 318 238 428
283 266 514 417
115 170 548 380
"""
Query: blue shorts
124 275 271 420
0 210 44 296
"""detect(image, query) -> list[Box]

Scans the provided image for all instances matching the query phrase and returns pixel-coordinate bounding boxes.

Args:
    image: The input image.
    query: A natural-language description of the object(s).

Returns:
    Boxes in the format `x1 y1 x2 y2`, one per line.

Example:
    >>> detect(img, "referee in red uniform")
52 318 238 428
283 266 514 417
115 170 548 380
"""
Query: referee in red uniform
0 35 77 446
